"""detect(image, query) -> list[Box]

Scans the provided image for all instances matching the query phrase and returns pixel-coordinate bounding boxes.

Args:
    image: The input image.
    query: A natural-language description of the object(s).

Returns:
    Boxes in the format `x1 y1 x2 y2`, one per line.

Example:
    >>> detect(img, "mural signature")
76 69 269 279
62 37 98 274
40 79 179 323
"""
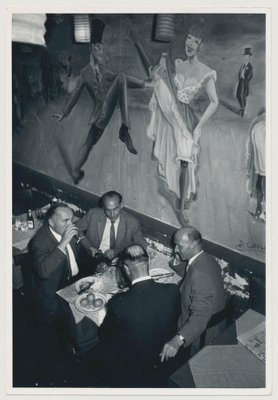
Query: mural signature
235 240 265 253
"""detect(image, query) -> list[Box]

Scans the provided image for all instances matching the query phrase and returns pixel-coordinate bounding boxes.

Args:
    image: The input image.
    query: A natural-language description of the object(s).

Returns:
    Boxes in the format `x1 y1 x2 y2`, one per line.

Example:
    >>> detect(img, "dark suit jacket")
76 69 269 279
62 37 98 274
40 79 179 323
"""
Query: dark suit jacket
172 252 225 350
93 279 181 386
29 224 82 323
76 208 147 256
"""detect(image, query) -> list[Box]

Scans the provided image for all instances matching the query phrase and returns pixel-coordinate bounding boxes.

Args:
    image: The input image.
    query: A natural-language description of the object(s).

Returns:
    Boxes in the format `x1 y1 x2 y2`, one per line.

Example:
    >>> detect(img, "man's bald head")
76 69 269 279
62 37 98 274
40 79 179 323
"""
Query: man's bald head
174 226 203 261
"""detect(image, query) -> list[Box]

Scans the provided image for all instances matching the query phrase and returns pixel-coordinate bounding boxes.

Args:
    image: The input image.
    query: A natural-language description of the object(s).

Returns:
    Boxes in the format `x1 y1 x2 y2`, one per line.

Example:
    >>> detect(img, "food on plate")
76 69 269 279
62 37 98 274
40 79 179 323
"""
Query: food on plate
80 298 89 307
93 298 104 308
80 279 94 291
86 293 95 304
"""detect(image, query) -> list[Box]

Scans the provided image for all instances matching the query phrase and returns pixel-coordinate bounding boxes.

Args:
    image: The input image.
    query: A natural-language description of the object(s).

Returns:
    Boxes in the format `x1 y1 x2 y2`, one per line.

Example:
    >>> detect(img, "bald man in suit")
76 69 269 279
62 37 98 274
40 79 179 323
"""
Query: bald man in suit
76 191 147 263
160 226 226 367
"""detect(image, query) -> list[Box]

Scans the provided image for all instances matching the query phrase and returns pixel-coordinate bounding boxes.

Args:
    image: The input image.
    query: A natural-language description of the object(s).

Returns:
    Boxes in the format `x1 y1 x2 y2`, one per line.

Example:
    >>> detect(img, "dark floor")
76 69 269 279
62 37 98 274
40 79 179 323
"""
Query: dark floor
13 288 94 388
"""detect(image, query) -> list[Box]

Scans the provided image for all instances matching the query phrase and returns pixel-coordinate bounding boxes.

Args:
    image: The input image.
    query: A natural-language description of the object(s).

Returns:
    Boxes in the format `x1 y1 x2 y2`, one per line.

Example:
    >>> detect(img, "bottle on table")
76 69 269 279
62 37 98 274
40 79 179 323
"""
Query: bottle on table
27 209 34 229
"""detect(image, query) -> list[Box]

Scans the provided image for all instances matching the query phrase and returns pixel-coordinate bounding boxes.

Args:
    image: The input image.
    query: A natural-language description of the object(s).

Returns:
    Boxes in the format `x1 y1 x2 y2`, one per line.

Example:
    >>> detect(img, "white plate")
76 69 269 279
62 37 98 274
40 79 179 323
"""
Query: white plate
75 276 96 293
75 292 106 314
150 268 173 282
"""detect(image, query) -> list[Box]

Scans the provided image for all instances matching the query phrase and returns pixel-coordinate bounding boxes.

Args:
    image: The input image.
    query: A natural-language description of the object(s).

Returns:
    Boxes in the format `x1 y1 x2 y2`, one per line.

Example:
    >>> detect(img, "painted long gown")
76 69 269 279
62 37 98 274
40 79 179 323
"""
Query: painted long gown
246 111 266 220
147 57 217 201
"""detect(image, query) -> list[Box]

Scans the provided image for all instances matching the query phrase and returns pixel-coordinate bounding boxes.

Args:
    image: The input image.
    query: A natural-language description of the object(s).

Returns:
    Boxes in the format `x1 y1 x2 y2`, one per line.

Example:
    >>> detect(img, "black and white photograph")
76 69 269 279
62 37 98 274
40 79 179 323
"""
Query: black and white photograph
2 1 277 398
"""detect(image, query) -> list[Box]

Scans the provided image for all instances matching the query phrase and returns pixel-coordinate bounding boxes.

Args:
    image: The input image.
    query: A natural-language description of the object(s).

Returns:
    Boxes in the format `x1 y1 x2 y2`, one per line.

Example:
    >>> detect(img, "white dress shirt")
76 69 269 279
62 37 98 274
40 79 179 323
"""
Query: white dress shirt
99 217 120 252
132 275 152 285
49 226 79 276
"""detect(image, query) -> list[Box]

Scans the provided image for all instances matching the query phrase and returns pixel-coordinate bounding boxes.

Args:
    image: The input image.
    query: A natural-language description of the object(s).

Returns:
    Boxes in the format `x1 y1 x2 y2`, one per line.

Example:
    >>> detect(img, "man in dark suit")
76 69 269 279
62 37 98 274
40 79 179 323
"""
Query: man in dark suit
53 19 146 184
76 191 147 265
160 226 225 366
29 203 86 324
83 244 181 387
236 47 253 117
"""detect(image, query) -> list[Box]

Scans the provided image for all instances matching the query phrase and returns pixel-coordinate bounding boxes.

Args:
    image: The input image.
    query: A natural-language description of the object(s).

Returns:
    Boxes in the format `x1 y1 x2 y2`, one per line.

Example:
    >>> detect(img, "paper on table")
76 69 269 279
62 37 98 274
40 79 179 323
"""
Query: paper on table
237 321 265 363
188 344 265 388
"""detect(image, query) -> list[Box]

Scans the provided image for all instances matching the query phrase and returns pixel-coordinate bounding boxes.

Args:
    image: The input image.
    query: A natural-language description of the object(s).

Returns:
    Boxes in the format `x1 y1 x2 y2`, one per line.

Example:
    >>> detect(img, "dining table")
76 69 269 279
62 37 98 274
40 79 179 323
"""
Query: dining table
56 252 181 353
168 308 266 388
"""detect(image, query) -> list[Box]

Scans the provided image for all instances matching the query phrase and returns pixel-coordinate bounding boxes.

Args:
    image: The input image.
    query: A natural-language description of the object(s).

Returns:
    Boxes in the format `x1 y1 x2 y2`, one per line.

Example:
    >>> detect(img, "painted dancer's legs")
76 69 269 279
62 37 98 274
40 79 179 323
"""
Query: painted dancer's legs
72 72 140 183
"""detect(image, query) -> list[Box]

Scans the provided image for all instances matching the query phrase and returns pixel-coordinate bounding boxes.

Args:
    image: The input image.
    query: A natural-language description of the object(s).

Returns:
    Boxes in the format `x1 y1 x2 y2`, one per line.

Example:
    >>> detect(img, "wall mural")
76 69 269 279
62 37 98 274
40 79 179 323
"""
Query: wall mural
135 19 219 224
246 108 266 222
236 48 253 118
12 13 266 261
52 19 146 184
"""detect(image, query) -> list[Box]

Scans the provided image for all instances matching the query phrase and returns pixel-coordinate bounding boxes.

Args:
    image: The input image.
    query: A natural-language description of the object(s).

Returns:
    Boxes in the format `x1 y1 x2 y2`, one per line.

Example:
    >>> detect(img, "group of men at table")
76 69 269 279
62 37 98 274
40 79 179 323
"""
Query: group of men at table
28 190 226 387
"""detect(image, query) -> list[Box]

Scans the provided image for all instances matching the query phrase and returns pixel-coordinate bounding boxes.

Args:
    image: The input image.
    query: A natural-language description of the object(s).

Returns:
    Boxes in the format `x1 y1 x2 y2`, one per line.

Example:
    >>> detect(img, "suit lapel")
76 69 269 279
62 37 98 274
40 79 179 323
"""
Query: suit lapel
47 226 71 277
97 212 107 246
180 253 205 291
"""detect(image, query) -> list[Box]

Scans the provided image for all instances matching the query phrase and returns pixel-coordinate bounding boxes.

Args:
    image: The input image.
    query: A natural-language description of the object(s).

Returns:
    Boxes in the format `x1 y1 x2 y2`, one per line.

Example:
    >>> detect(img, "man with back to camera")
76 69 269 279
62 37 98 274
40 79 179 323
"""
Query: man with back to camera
29 203 86 324
160 226 226 369
82 244 181 387
53 19 147 184
76 190 147 265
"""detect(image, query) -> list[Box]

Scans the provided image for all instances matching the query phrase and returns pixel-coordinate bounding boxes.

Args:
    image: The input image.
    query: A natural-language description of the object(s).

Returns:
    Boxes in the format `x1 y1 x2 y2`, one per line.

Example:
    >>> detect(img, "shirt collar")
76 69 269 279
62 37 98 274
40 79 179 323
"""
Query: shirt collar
188 250 204 266
49 226 62 242
106 216 120 227
132 276 152 285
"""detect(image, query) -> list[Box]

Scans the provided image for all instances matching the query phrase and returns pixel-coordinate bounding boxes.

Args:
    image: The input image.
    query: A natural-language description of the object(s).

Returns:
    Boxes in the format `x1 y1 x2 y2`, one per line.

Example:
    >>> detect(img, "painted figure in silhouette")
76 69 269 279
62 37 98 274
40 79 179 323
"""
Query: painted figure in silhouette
236 47 253 117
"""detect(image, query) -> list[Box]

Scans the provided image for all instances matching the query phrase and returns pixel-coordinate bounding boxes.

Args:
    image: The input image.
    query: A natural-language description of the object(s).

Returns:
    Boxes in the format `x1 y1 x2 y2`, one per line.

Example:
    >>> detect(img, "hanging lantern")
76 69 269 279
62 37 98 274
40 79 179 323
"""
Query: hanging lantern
12 14 47 46
73 14 91 43
155 14 175 42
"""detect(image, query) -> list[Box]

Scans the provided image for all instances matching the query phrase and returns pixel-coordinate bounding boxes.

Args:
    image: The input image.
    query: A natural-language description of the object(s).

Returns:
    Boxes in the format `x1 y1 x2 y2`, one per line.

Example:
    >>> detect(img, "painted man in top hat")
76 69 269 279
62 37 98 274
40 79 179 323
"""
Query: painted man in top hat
236 47 253 117
53 19 146 184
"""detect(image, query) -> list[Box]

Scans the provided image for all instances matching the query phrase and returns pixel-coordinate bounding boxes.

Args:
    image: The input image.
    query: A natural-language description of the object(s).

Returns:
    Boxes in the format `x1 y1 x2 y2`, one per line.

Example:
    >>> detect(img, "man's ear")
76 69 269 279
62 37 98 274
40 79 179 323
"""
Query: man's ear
123 264 130 277
48 217 54 228
120 202 124 210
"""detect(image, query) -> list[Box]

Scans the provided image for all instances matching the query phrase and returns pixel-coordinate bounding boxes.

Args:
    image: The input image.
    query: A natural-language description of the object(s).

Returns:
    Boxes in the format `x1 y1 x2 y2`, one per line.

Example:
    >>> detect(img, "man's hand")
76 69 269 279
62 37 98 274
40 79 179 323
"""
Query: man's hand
52 113 65 123
104 249 115 261
59 224 79 251
96 262 108 274
89 247 98 258
160 335 184 362
172 252 182 266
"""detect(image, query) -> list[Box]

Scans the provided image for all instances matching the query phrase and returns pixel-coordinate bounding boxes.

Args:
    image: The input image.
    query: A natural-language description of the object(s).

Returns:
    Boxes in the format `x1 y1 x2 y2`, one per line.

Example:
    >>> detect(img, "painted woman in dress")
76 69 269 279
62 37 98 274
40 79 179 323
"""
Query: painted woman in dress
246 107 266 222
137 23 219 223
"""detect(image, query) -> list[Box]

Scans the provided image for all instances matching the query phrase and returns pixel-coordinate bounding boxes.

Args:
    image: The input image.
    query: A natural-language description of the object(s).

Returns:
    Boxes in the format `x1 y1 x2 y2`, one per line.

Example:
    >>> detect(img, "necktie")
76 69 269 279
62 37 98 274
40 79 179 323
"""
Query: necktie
110 221 116 250
65 246 72 278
